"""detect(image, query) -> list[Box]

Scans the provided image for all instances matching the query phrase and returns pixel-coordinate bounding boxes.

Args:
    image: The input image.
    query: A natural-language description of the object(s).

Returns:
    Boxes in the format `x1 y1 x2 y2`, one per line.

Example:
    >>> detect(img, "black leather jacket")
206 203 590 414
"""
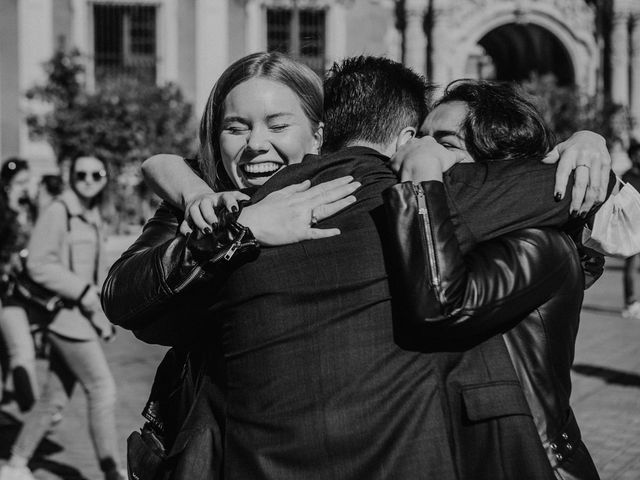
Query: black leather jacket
384 181 599 480
101 203 259 345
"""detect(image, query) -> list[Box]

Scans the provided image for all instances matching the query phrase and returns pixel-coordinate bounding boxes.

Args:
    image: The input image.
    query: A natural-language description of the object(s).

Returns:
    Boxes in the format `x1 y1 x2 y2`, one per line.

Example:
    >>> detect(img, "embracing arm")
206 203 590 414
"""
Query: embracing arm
142 154 213 210
383 181 579 341
101 202 259 345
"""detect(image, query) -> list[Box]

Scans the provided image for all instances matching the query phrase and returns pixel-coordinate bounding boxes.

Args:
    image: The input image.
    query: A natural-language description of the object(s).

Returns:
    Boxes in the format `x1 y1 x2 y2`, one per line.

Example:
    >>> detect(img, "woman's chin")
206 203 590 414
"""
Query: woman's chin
241 173 279 189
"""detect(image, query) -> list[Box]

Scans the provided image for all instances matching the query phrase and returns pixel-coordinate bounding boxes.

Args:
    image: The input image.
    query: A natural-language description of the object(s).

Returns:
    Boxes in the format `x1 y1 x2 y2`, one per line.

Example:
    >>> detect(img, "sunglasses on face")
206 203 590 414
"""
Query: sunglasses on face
74 170 107 182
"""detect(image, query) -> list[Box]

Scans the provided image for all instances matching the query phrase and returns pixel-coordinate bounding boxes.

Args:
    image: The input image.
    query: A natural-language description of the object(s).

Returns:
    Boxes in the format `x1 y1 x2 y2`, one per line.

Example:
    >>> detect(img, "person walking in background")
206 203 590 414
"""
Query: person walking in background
0 158 38 412
35 174 64 214
622 141 640 319
0 155 123 480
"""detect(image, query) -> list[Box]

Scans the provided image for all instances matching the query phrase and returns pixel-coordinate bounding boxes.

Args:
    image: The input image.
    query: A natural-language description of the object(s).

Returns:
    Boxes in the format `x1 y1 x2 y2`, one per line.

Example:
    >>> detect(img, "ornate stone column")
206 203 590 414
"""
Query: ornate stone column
631 13 640 139
71 0 89 53
611 10 630 106
161 0 179 83
19 0 56 165
326 2 348 66
404 0 428 76
245 0 263 54
195 0 229 116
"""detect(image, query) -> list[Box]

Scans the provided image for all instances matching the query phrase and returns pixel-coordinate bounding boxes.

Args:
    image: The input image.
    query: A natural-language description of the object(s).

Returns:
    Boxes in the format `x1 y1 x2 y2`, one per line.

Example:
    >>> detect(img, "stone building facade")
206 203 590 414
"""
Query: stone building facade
0 0 638 172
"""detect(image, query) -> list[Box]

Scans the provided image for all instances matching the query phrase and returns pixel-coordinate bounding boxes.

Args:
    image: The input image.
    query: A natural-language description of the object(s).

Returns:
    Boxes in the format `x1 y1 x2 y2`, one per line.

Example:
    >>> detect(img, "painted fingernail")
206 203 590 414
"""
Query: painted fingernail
231 205 238 212
580 211 588 219
203 227 212 234
211 222 218 229
554 192 562 202
570 210 578 217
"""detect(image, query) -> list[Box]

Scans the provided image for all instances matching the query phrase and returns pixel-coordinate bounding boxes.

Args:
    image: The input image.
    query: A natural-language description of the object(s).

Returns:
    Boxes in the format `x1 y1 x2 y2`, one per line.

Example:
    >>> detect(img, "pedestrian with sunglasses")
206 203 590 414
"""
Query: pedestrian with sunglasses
0 155 123 480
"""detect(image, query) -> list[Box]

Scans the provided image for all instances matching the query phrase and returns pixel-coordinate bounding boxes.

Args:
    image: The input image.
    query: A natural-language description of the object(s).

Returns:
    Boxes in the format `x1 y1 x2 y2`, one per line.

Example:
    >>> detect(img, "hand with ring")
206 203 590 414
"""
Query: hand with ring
238 176 361 246
542 130 612 216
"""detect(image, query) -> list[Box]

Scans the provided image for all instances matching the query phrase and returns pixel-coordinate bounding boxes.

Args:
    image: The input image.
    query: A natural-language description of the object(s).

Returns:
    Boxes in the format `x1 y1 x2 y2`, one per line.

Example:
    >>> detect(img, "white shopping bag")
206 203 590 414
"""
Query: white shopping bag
582 178 640 258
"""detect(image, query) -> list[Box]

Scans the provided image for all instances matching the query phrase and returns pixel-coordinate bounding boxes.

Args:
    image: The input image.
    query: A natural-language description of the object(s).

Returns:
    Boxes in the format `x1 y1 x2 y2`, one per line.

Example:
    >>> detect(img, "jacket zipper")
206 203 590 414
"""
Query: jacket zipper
174 266 205 294
223 229 246 261
174 230 248 293
413 183 443 299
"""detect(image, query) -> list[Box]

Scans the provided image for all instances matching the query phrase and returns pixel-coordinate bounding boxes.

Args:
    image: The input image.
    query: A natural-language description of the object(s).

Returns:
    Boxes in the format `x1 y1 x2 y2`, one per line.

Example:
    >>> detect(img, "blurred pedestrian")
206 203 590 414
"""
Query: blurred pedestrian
622 141 640 319
36 174 64 214
0 158 38 412
0 155 123 480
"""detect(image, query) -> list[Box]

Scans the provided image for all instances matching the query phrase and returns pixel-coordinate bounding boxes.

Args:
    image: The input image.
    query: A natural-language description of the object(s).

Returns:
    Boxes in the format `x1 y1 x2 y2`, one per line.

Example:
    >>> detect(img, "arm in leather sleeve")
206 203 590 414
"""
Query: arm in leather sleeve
101 202 259 345
383 181 579 341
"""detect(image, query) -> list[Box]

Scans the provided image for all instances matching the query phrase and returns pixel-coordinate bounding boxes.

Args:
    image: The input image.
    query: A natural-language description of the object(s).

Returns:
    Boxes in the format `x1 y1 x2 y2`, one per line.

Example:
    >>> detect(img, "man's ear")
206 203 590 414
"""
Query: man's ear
312 122 324 154
395 126 417 151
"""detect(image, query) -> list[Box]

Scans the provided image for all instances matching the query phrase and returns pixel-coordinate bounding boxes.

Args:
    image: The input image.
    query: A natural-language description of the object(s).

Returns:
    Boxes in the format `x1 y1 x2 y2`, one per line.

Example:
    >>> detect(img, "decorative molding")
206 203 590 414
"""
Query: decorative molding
428 0 598 93
614 0 640 16
405 0 429 15
434 0 596 41
259 0 354 9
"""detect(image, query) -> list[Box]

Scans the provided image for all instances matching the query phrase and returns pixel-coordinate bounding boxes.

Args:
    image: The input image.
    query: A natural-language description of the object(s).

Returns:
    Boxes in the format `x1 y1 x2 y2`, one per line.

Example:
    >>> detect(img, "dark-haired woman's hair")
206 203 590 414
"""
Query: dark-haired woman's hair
0 190 18 267
436 80 555 163
0 158 29 267
1 157 29 192
198 51 324 190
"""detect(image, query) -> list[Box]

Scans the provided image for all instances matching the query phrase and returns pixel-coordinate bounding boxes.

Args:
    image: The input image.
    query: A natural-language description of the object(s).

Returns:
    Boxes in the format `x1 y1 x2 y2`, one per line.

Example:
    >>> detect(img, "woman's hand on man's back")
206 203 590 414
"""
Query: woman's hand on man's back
543 130 611 216
237 176 360 246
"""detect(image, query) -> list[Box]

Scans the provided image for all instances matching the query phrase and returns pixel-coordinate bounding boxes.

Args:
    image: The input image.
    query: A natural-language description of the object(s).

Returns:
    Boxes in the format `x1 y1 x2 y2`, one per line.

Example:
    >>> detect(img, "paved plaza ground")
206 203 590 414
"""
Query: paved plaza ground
1 239 639 479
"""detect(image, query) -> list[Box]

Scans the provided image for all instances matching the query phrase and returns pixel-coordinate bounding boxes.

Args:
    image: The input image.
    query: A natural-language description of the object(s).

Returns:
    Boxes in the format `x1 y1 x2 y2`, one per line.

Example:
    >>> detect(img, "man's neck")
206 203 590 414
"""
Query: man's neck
345 140 394 157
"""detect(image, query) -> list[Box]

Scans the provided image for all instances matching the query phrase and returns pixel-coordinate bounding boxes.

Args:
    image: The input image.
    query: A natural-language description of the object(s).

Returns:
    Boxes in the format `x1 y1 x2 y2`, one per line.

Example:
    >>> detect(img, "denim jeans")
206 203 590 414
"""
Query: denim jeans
0 305 38 410
11 332 120 472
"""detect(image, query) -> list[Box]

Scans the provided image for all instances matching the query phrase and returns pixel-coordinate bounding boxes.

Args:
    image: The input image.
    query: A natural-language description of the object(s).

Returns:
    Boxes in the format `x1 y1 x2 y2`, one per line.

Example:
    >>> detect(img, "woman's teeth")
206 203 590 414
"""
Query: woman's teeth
243 162 282 175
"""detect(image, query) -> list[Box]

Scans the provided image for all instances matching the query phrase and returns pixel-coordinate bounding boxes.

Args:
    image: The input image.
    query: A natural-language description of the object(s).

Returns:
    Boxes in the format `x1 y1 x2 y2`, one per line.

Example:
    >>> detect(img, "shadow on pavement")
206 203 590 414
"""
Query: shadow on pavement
572 364 640 388
581 304 622 316
0 410 88 480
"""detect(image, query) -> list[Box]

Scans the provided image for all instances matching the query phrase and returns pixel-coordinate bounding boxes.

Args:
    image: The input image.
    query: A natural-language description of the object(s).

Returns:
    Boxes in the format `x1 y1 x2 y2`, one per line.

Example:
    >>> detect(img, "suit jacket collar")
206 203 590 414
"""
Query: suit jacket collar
251 146 388 203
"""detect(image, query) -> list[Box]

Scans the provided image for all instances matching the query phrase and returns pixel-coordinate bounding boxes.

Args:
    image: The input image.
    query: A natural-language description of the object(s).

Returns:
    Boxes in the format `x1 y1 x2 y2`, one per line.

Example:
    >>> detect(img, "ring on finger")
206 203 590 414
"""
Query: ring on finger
310 211 318 226
576 164 591 170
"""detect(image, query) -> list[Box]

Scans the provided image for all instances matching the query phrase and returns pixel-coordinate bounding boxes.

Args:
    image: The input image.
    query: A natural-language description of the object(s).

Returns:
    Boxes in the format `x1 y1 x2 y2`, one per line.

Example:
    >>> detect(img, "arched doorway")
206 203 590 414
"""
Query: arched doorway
464 23 575 85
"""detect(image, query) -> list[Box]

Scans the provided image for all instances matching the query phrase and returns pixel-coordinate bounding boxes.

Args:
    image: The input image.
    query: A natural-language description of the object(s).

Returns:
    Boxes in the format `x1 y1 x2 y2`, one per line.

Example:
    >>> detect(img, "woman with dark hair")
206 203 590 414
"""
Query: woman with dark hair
385 79 603 479
0 155 123 480
0 157 38 412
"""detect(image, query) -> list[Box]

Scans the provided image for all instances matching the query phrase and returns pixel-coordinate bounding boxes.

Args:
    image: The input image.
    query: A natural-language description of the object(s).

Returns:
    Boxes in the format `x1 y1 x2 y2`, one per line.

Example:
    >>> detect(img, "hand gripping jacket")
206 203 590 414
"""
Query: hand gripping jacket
383 181 599 480
101 202 259 346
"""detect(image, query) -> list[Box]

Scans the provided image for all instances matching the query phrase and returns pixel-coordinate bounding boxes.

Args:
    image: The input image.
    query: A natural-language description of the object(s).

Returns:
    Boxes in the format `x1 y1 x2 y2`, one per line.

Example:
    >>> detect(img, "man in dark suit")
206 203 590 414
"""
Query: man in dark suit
105 57 610 479
225 56 556 479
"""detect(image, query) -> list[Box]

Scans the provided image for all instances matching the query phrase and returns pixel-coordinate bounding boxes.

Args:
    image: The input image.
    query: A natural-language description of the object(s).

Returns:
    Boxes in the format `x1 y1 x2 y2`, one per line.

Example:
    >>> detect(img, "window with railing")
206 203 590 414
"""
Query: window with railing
266 7 326 75
93 3 157 86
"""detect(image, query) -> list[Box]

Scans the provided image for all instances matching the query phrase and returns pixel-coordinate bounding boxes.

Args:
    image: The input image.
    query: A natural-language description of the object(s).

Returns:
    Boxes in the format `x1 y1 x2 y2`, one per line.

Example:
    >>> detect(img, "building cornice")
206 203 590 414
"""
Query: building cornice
257 0 355 8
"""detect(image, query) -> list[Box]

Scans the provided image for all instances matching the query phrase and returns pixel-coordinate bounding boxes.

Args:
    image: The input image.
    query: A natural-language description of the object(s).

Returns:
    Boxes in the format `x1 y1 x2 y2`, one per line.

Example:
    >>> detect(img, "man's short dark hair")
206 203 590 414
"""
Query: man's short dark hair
323 56 431 153
436 80 555 163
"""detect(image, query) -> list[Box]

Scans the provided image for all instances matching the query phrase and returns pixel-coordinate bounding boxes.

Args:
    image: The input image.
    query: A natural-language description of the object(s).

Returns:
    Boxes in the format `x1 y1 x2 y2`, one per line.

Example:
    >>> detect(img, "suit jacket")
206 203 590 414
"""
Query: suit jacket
208 148 554 479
